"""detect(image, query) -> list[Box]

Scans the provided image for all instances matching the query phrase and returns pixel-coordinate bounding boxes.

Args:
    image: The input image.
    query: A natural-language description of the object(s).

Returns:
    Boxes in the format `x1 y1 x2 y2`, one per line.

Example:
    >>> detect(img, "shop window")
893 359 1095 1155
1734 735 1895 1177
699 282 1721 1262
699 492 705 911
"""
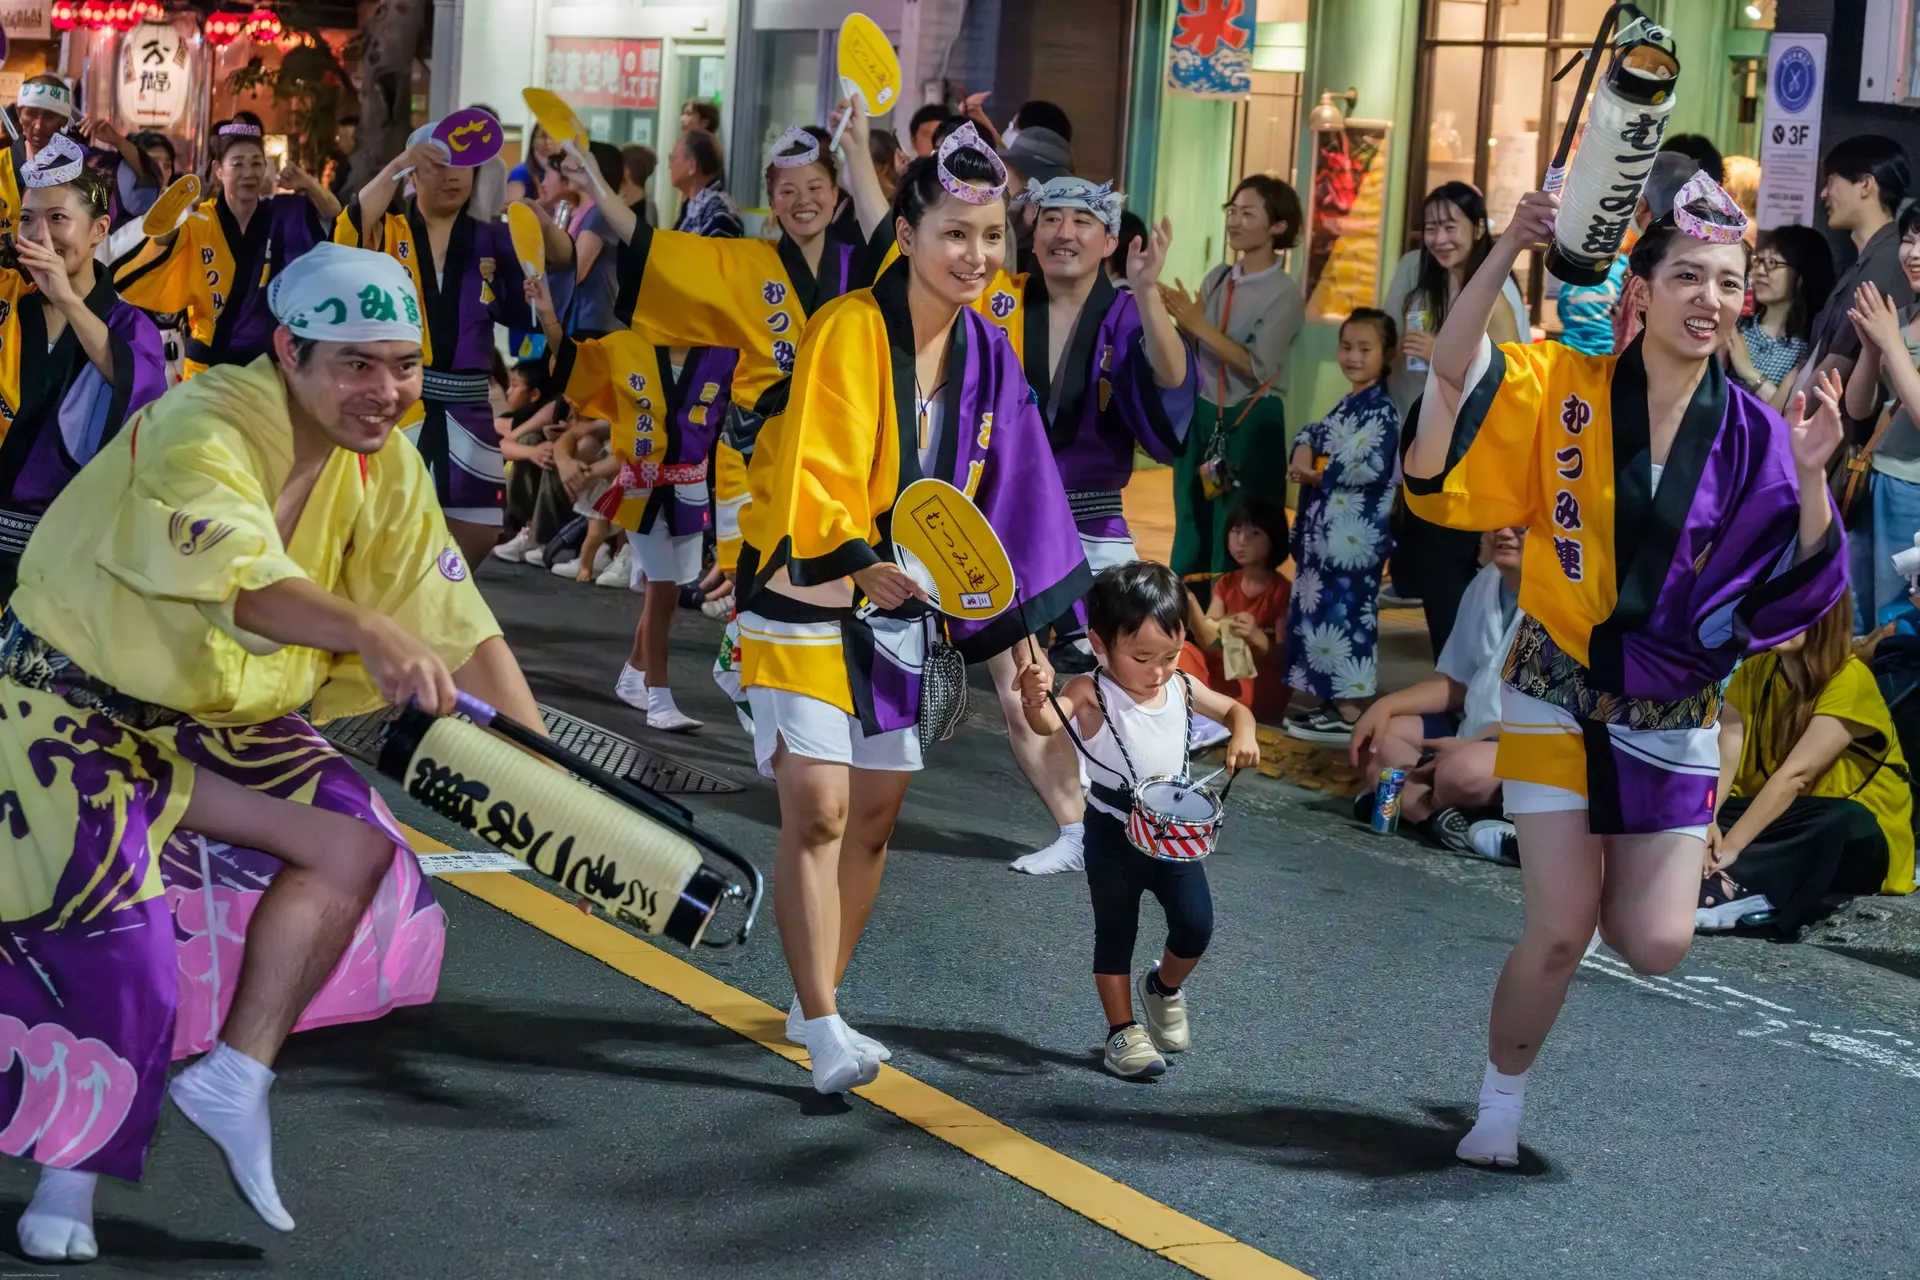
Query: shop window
1408 0 1616 332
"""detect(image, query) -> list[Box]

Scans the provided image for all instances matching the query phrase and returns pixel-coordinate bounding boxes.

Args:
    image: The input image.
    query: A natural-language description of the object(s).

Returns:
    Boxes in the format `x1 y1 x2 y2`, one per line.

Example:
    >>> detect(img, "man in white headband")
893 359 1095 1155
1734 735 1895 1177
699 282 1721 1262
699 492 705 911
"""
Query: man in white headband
1 240 542 1263
988 176 1195 876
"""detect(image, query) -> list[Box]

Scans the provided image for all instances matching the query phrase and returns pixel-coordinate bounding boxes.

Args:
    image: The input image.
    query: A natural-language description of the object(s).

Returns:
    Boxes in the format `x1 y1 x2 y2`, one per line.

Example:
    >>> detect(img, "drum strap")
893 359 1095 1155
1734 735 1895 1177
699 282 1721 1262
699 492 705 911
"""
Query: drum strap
1047 670 1238 807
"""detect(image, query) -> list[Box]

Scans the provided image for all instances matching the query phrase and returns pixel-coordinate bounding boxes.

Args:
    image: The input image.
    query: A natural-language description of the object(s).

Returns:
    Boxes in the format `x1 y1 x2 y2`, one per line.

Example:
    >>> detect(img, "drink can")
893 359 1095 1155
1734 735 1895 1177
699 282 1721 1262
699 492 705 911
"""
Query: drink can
1404 310 1430 373
1372 767 1408 835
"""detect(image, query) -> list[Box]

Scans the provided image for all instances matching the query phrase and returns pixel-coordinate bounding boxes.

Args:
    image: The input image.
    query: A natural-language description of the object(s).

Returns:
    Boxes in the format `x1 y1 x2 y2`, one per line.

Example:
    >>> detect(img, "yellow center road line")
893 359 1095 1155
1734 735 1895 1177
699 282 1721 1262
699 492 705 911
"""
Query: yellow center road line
400 826 1309 1279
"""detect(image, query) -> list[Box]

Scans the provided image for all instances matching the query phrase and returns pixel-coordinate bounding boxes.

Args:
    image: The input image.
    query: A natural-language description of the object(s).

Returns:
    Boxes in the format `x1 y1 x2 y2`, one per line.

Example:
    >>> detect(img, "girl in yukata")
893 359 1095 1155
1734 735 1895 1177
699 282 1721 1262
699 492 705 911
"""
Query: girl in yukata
1282 307 1400 744
1405 175 1845 1169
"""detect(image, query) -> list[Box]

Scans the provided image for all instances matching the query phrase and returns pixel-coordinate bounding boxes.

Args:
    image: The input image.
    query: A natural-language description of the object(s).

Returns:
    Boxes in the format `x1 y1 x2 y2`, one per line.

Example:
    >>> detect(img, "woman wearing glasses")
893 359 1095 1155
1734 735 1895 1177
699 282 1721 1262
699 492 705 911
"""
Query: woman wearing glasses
1729 226 1834 413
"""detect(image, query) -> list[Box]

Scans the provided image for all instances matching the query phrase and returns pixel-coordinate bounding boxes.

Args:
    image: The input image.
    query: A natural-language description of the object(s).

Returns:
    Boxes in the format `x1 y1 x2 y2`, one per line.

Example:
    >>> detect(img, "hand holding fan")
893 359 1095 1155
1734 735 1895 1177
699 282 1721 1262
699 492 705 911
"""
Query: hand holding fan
507 201 545 278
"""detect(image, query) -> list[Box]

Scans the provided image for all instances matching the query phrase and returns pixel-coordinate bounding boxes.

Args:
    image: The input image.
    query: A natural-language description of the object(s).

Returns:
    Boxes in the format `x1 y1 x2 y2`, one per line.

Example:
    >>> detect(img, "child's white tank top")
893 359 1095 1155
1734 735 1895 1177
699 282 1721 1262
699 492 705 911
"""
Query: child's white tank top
1081 671 1190 820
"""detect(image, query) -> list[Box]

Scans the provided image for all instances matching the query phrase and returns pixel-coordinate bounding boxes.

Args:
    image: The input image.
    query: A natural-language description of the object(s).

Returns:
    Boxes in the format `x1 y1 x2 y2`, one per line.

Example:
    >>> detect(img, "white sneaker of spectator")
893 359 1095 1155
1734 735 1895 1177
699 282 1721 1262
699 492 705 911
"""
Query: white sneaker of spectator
524 542 548 568
552 543 613 579
1467 819 1520 865
494 527 537 563
1695 893 1775 932
595 542 631 588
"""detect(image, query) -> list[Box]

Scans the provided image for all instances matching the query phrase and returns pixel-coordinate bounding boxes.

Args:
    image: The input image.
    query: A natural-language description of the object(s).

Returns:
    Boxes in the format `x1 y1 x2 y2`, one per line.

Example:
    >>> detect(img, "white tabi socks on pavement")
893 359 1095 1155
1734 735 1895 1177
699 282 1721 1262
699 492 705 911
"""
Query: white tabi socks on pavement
168 1041 294 1231
801 1015 882 1094
1456 1060 1527 1168
1010 822 1085 875
787 993 891 1062
17 1167 98 1262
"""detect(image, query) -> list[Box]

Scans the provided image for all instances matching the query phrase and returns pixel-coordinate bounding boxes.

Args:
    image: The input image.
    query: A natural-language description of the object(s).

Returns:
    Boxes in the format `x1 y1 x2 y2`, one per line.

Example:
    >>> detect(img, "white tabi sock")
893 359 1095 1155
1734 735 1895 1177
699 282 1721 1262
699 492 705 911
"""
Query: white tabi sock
1010 822 1086 875
1456 1060 1527 1168
786 993 892 1062
802 1015 881 1094
168 1041 294 1231
17 1167 98 1262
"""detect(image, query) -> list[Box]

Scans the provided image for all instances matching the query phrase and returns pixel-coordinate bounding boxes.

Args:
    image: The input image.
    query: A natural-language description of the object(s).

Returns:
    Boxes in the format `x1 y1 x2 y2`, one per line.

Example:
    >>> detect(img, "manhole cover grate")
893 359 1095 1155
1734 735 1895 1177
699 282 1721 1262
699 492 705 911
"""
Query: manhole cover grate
318 703 742 795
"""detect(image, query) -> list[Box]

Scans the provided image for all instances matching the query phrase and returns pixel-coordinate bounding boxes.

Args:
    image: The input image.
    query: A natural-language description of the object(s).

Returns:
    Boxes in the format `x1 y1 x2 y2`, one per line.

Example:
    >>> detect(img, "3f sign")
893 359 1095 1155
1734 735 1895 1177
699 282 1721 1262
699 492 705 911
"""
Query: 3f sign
1772 124 1812 146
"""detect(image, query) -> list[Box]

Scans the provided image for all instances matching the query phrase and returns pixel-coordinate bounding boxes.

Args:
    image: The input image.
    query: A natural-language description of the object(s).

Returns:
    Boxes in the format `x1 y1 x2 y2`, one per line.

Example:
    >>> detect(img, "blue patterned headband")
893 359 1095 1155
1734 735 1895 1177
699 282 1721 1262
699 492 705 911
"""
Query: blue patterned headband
1018 176 1123 235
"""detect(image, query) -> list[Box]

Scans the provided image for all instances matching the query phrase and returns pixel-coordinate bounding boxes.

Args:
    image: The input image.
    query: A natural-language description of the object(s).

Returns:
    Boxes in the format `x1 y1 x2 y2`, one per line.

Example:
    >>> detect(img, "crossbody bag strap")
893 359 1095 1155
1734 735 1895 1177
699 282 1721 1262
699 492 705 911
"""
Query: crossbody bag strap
1843 405 1897 517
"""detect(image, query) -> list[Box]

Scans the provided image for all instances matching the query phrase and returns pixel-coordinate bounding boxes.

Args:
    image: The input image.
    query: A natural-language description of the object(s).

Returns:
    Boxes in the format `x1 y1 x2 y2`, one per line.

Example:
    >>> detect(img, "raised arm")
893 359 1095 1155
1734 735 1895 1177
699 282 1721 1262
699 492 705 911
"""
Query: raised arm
18 239 113 380
1125 218 1189 389
561 139 635 246
1787 370 1844 562
278 162 342 225
1408 189 1555 481
835 97 891 242
353 141 443 253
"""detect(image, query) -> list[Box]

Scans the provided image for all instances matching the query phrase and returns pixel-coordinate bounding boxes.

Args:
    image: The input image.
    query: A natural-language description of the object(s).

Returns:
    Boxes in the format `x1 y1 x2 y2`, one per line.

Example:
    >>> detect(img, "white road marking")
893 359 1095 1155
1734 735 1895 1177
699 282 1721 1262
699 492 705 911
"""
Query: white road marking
1581 953 1920 1081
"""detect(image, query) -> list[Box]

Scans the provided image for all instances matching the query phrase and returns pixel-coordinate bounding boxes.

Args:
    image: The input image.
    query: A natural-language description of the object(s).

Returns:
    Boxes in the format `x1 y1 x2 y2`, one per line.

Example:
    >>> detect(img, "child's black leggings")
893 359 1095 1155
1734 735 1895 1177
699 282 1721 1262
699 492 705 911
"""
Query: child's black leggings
1085 807 1214 975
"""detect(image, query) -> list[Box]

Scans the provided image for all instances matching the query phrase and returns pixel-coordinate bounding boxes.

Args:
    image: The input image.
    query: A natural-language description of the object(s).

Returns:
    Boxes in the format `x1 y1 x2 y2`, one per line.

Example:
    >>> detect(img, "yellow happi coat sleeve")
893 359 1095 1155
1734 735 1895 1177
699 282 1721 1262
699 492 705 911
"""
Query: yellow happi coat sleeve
623 229 777 351
739 291 896 584
714 440 750 572
114 212 204 317
1402 338 1559 532
311 436 503 722
560 333 622 424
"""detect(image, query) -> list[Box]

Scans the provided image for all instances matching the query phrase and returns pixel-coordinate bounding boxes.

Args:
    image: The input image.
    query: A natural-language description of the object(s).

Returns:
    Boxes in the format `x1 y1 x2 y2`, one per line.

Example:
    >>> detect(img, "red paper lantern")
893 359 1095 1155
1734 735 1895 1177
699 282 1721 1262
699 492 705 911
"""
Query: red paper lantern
205 8 242 45
76 0 111 28
50 0 76 29
244 5 280 42
106 0 137 30
132 0 163 20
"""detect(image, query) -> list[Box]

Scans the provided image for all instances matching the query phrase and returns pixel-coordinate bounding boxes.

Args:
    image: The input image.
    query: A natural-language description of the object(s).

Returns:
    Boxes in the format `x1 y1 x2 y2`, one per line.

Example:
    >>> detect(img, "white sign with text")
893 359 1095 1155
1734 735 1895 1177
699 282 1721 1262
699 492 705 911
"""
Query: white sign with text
1757 32 1826 229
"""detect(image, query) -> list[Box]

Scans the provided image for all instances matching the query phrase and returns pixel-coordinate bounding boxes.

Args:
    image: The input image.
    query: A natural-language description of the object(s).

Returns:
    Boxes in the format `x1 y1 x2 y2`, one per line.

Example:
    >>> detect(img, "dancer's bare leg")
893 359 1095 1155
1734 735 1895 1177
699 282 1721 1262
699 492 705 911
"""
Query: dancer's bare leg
1459 808 1603 1168
164 764 395 1231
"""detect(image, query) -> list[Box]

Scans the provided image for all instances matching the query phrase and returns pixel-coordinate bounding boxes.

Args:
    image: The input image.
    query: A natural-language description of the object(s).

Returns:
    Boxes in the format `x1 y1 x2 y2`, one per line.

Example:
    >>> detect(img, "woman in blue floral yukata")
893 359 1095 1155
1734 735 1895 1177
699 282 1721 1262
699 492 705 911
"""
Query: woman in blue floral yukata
1283 308 1400 744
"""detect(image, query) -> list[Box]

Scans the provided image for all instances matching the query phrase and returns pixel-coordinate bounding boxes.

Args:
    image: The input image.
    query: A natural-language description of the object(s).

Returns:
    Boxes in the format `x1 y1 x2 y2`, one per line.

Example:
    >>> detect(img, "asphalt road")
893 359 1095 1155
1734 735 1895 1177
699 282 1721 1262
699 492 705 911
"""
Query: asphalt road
7 560 1918 1279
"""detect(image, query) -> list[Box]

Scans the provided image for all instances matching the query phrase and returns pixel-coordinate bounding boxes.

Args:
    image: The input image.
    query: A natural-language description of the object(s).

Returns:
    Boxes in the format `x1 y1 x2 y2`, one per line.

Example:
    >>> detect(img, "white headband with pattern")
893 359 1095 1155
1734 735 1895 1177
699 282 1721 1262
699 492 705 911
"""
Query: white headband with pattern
769 125 821 169
16 81 72 119
21 134 85 187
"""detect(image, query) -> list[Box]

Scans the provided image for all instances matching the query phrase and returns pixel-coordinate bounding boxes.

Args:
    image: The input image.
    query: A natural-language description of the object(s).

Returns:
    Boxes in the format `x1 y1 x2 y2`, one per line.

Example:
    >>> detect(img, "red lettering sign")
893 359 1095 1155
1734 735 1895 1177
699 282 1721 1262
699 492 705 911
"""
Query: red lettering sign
545 38 662 110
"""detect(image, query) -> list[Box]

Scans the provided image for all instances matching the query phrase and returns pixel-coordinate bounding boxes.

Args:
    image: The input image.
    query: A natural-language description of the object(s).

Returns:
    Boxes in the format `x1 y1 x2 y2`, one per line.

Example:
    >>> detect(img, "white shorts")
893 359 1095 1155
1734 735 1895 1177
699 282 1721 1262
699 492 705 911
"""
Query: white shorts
1499 685 1714 840
745 685 922 779
1079 532 1140 574
626 522 704 586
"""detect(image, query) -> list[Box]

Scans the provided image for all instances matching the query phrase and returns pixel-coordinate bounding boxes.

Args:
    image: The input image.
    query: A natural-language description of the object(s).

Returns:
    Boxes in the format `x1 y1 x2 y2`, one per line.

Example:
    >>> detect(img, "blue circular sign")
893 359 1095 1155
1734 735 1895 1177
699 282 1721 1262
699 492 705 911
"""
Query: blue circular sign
1776 46 1818 114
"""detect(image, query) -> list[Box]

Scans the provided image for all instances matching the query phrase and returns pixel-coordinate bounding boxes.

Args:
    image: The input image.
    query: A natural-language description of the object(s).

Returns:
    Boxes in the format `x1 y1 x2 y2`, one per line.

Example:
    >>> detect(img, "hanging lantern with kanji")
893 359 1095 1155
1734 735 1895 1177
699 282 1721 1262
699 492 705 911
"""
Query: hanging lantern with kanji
50 0 77 31
244 5 280 43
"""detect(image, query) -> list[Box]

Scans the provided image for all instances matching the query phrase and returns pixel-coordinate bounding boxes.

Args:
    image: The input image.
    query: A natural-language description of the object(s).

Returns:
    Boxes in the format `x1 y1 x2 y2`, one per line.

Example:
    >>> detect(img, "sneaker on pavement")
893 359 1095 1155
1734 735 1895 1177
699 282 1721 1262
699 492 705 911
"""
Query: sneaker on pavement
1136 969 1189 1053
613 663 647 711
524 544 548 568
595 542 632 588
1696 892 1776 933
646 704 704 733
1188 714 1232 751
494 528 537 563
1424 807 1477 854
1284 706 1356 745
550 554 581 578
1467 819 1520 865
1102 1025 1166 1079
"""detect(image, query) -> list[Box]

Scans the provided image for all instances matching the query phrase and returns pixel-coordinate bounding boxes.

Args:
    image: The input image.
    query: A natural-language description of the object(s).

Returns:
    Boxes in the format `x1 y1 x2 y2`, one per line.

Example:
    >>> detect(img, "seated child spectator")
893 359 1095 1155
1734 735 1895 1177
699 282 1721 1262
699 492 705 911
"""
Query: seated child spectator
1016 562 1259 1080
1348 526 1526 855
1282 307 1400 745
1181 496 1291 738
1703 592 1916 935
495 359 572 562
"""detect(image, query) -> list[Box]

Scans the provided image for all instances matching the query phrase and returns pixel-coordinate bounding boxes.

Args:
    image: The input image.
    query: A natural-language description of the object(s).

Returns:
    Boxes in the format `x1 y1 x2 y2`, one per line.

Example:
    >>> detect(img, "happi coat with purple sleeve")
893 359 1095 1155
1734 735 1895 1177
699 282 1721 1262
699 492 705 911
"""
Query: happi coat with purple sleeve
1020 271 1193 566
336 204 538 520
1404 336 1847 833
0 270 166 592
115 193 326 377
736 258 1090 737
614 221 866 569
554 332 737 537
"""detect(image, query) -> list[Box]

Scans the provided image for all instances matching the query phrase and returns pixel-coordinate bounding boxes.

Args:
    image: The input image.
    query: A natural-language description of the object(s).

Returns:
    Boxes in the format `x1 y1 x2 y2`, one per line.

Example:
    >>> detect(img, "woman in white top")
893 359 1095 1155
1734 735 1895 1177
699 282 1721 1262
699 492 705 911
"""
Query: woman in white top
1383 182 1525 654
1159 175 1307 577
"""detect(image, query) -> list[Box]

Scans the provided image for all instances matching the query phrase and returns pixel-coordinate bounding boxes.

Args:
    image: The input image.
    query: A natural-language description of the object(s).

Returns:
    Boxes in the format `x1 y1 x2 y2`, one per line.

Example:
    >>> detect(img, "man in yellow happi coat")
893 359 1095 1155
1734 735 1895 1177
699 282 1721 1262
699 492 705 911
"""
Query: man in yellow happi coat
0 242 541 1264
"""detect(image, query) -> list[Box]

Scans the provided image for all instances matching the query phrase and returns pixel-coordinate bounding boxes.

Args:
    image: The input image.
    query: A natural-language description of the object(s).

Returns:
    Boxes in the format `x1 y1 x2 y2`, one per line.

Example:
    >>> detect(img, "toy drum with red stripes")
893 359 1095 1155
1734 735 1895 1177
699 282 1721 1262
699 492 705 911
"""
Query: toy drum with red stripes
1126 775 1224 861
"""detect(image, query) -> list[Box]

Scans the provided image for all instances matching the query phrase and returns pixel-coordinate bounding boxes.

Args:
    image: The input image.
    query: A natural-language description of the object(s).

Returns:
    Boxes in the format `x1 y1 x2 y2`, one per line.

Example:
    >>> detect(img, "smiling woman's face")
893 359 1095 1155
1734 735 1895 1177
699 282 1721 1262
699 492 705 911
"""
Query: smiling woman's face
899 194 1007 308
1642 239 1749 364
